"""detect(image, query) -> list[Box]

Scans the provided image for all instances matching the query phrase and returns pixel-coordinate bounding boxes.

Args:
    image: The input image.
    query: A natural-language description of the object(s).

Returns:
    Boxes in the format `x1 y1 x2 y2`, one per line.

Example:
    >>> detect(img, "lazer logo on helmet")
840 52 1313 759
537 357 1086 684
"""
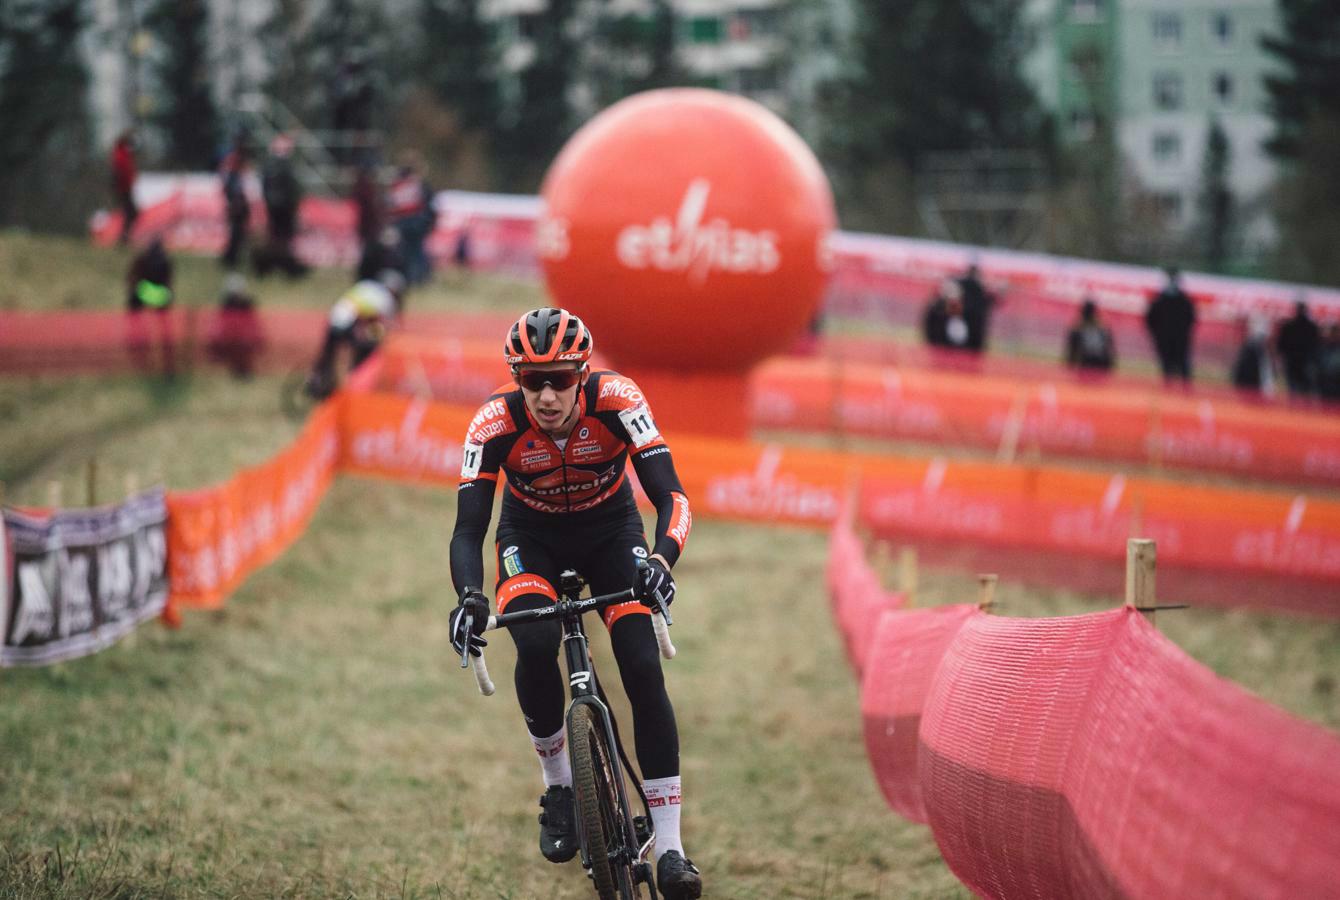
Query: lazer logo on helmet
616 179 781 283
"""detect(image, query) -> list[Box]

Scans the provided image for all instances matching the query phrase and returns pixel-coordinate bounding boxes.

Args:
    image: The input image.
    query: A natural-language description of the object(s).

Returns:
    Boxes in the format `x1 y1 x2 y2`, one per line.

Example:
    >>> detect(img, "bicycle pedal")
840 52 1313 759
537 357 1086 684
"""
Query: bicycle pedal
634 861 654 885
633 815 654 846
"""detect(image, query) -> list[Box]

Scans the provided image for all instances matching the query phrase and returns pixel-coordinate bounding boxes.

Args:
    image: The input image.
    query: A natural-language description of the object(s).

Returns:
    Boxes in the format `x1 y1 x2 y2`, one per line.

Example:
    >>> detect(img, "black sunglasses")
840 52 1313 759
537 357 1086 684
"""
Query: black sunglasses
515 368 582 392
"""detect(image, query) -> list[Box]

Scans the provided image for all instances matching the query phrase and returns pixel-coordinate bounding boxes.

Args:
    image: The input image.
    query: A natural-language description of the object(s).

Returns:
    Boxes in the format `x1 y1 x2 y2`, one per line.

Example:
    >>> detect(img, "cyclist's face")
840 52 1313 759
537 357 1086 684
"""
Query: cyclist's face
517 363 583 436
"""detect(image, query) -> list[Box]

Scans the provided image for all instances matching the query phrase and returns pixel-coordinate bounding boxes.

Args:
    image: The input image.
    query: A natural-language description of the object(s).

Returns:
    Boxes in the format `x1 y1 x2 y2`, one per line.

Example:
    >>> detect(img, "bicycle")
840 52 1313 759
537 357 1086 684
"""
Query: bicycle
461 563 678 900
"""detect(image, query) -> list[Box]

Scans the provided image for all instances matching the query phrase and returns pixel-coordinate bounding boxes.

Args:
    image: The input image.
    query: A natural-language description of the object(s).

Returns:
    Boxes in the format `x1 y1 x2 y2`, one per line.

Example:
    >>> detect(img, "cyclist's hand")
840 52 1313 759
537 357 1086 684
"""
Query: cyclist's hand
450 588 490 658
635 558 676 610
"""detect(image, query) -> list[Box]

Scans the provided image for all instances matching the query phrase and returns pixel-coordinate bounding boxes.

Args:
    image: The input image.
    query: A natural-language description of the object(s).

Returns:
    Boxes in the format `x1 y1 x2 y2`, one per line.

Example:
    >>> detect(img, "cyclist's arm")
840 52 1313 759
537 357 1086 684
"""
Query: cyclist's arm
450 472 496 595
631 445 691 568
449 404 509 594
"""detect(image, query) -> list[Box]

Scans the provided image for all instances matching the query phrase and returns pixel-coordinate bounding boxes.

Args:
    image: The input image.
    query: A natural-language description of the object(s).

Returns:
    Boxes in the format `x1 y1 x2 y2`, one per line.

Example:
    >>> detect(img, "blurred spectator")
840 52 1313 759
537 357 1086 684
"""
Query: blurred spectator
305 269 407 399
453 224 473 273
1065 298 1115 371
110 130 138 246
206 273 266 379
256 133 309 279
1231 315 1276 395
1275 299 1322 396
357 225 407 283
219 136 253 270
1317 325 1340 402
1144 266 1196 383
124 236 176 376
923 279 972 350
957 262 996 351
386 153 435 286
351 162 382 262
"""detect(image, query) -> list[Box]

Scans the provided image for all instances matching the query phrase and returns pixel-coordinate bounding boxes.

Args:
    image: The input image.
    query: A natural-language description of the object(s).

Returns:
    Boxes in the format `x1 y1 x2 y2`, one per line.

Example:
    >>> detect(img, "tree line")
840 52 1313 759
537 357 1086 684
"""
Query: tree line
1 0 1337 285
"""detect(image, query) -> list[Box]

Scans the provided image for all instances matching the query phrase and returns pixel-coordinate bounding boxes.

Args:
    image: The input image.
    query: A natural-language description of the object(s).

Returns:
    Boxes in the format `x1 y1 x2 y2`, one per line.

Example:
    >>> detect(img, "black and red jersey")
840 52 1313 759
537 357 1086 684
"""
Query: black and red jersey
449 370 692 595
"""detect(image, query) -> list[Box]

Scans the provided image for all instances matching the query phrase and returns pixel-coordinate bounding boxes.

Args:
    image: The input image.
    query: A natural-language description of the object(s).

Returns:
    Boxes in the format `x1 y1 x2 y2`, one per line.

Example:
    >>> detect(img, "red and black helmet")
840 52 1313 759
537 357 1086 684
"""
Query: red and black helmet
504 307 594 367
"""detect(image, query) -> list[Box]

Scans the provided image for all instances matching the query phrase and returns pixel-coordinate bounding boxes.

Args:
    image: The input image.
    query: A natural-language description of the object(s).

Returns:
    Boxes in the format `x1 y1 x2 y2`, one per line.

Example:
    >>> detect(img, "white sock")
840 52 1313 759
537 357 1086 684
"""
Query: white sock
531 726 572 788
643 775 684 860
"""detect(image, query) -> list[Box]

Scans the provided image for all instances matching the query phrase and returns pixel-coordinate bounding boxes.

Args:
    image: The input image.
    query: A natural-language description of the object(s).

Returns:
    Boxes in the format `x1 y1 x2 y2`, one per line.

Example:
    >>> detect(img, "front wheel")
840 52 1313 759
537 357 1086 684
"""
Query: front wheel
569 703 646 900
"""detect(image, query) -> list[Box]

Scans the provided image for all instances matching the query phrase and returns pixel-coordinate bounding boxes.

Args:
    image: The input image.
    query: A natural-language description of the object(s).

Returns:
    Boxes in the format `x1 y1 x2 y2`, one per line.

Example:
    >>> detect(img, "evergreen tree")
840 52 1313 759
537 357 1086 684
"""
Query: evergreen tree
145 0 218 169
1261 0 1340 160
819 0 1050 234
0 0 96 232
496 0 579 191
417 0 499 132
1196 117 1234 273
1262 0 1340 284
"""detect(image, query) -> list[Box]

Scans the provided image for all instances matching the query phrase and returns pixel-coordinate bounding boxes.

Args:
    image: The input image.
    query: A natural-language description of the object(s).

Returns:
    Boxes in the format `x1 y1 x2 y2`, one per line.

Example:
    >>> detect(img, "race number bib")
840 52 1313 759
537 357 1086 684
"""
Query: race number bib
461 441 484 479
618 405 661 448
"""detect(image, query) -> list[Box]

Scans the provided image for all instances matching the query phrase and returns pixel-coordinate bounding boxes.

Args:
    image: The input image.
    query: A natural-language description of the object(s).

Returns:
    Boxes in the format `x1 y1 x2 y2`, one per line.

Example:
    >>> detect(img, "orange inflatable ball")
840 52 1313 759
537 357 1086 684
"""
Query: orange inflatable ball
539 88 836 373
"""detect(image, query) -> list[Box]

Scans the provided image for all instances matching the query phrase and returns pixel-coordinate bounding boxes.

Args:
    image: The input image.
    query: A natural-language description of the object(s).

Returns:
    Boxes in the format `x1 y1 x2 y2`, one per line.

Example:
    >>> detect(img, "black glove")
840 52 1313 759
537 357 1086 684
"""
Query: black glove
450 588 490 658
635 558 676 610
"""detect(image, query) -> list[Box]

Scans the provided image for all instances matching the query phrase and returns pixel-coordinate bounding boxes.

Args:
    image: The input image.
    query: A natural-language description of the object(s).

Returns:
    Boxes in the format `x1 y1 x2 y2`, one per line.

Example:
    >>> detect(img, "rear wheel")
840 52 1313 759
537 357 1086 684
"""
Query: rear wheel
570 703 644 899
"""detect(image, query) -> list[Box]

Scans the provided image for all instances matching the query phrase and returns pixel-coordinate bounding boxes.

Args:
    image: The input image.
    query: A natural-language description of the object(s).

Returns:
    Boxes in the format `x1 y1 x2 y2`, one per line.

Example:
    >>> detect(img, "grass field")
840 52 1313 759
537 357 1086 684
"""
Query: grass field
2 235 1338 898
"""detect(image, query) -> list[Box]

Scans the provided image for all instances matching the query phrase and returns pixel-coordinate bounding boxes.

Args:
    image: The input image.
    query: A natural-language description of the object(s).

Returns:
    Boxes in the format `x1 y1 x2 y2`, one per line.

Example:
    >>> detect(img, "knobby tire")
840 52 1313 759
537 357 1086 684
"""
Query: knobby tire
570 704 643 900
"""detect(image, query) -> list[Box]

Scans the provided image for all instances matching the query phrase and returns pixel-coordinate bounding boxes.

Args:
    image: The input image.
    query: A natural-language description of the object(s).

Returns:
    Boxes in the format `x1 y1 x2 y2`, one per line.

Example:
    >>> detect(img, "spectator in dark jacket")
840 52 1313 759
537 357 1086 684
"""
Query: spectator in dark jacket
957 262 996 351
206 273 266 379
1275 299 1322 396
1231 315 1276 395
257 133 309 278
1144 266 1196 382
1317 325 1340 402
923 279 973 350
1066 299 1115 371
386 153 435 285
219 137 252 270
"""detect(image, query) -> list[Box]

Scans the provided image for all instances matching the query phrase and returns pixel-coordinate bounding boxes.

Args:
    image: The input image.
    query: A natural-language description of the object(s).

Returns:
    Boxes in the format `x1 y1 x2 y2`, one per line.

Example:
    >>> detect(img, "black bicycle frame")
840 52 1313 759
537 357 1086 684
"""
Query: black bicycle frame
485 572 652 882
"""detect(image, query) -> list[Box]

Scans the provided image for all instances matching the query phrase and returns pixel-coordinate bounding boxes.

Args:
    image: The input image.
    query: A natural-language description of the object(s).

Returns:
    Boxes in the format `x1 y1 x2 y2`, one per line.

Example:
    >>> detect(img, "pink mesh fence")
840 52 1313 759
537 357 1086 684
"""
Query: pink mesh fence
826 507 909 675
860 603 977 823
833 523 1340 898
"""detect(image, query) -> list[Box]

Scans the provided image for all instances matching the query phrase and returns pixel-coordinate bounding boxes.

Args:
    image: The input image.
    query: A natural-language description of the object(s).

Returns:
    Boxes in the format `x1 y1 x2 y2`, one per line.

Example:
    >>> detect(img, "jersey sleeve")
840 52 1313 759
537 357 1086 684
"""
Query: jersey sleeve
449 394 514 594
597 374 691 566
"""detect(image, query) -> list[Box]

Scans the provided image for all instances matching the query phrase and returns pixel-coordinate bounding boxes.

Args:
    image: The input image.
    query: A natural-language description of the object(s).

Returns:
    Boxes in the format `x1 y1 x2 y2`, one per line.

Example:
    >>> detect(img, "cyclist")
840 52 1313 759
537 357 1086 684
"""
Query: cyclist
449 307 702 899
304 269 406 399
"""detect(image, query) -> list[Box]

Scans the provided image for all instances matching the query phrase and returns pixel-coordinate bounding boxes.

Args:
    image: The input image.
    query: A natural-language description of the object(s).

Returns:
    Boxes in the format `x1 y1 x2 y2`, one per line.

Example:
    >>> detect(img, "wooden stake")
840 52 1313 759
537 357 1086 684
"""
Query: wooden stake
46 480 63 510
996 390 1028 464
1125 538 1157 624
123 471 140 500
977 574 998 611
898 546 919 607
86 458 98 507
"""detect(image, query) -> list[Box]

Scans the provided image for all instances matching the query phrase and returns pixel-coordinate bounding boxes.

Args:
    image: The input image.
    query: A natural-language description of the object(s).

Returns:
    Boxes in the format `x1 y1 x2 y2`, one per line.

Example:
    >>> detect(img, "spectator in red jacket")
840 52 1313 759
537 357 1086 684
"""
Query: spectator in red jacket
111 130 138 246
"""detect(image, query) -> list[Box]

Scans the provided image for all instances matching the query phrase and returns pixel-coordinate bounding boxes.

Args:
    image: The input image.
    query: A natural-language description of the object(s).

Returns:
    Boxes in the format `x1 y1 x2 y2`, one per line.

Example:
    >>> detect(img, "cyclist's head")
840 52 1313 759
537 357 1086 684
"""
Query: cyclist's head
504 307 594 369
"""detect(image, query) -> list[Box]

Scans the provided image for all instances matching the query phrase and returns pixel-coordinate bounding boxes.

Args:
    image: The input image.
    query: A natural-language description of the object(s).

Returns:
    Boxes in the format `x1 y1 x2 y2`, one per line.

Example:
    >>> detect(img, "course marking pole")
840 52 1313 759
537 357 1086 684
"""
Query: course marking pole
1125 538 1157 625
977 574 998 611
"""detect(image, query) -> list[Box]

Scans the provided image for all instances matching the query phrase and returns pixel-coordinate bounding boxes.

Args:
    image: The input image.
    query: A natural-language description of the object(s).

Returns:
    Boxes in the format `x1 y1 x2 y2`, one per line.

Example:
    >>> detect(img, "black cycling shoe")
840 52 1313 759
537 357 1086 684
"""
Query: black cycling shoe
538 785 577 863
656 850 703 899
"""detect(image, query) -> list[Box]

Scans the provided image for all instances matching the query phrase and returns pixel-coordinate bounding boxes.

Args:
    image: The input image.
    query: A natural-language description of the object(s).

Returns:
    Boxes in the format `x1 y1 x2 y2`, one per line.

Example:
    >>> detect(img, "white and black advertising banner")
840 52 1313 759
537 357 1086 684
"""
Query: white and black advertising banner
1 489 168 667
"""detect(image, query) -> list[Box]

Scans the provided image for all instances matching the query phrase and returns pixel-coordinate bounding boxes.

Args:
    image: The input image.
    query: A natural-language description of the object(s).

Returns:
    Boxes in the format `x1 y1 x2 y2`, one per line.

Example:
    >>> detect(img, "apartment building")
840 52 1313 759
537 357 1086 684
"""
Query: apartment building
1034 0 1281 247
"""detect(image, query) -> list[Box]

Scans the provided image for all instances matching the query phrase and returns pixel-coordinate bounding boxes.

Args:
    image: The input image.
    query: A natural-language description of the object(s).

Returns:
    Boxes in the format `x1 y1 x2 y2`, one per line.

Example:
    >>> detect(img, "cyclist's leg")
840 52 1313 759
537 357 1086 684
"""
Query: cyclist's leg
495 533 582 863
584 523 702 897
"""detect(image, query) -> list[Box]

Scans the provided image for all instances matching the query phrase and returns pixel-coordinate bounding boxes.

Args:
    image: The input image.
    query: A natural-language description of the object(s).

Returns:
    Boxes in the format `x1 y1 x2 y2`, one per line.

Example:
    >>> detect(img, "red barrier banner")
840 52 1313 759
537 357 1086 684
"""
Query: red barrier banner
825 507 909 674
165 399 339 610
754 356 1340 487
919 608 1340 898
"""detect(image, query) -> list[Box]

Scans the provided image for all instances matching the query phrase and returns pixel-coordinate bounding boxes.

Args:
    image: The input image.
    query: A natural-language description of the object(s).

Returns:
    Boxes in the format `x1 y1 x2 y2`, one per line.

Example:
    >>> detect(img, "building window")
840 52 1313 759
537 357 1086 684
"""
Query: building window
1213 72 1234 105
1152 131 1182 164
737 65 781 93
1069 109 1096 141
1153 72 1183 110
1155 192 1184 222
1152 13 1182 51
1070 0 1103 23
687 16 722 43
1211 11 1234 46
